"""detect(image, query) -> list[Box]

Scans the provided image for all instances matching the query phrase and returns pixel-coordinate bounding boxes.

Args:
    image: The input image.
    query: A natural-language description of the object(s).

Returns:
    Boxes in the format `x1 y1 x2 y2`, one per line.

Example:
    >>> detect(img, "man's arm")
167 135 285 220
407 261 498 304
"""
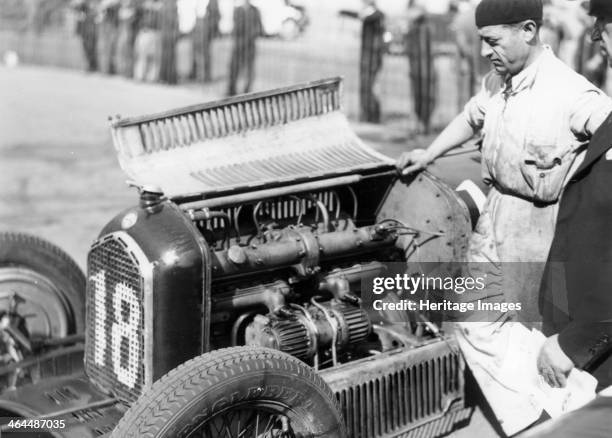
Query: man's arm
397 71 500 175
539 279 612 388
338 9 359 19
570 89 612 138
558 322 612 371
396 112 476 175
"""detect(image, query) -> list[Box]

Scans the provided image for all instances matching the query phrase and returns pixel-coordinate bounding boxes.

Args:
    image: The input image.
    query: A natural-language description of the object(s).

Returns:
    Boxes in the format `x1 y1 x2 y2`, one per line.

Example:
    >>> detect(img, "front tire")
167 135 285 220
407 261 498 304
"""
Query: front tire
111 346 347 438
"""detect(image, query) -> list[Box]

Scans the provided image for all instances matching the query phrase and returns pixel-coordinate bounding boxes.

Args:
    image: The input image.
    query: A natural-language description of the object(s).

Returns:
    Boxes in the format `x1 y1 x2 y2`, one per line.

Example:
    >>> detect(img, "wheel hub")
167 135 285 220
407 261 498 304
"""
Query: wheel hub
0 267 71 341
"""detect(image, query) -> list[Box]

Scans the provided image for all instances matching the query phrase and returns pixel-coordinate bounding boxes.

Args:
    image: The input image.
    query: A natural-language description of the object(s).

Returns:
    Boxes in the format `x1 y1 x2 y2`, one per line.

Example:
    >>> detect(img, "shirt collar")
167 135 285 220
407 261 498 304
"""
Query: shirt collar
502 46 551 96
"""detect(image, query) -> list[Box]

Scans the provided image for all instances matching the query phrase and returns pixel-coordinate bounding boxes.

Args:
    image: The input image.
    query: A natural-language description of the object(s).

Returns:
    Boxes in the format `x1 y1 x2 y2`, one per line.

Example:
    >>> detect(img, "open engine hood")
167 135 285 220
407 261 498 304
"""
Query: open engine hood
110 78 394 199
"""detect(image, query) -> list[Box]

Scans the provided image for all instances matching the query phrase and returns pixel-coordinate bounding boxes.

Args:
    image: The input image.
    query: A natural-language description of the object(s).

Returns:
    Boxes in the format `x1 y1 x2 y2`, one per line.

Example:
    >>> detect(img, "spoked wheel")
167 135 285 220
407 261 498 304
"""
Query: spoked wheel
192 403 303 437
111 347 347 438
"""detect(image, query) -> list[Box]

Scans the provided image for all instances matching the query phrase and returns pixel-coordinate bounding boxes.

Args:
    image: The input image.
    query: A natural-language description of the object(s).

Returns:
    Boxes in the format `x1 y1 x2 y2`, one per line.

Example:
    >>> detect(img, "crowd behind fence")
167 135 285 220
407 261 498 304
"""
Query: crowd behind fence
0 0 609 132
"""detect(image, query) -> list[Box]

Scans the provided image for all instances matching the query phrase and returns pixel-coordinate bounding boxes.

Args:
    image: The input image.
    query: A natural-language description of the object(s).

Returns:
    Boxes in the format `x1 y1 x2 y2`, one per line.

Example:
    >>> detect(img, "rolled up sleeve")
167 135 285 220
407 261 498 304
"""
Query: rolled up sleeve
570 90 612 139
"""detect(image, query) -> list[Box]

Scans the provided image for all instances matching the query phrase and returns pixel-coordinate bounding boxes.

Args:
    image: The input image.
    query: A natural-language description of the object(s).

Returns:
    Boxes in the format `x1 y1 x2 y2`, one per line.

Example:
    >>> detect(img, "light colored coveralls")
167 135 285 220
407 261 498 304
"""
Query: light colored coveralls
457 47 612 435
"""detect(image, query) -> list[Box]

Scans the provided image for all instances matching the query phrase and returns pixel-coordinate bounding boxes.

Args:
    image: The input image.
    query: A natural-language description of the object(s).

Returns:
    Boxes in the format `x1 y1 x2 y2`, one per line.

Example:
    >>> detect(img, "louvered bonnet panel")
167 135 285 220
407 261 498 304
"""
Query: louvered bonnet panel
110 78 394 198
321 338 471 438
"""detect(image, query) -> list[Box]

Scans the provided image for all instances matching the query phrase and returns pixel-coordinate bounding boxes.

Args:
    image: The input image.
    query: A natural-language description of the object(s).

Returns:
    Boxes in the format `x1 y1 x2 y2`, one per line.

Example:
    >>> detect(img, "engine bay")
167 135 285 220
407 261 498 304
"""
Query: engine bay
182 172 469 370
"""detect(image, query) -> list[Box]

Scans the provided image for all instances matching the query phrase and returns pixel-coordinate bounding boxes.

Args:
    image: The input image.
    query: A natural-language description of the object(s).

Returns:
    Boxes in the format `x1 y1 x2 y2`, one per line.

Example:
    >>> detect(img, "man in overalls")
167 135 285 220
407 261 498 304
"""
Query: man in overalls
397 0 612 434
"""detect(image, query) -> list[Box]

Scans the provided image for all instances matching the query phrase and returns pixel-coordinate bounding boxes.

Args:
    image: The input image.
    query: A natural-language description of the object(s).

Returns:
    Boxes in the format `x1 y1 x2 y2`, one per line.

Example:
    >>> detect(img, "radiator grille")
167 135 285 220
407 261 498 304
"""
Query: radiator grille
322 341 465 438
85 235 146 402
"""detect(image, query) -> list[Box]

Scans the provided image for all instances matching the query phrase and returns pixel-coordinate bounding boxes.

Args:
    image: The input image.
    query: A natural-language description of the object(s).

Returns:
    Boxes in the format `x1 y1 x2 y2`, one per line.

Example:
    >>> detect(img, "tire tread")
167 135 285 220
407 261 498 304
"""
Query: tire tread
111 347 345 438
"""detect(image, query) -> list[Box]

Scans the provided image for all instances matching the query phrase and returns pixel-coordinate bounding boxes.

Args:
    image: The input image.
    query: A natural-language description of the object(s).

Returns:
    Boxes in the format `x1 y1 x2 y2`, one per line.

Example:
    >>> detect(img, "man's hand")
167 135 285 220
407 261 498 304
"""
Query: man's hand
396 149 433 175
537 334 574 388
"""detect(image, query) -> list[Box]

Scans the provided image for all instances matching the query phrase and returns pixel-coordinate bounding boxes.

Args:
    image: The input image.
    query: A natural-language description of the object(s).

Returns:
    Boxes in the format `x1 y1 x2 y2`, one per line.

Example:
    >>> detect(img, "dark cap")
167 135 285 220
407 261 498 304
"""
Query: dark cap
589 0 612 18
475 0 543 28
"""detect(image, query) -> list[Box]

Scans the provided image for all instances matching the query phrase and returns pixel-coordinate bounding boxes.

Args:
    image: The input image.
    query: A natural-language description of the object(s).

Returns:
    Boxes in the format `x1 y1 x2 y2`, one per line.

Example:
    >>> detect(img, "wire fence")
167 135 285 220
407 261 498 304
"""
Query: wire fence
0 0 477 131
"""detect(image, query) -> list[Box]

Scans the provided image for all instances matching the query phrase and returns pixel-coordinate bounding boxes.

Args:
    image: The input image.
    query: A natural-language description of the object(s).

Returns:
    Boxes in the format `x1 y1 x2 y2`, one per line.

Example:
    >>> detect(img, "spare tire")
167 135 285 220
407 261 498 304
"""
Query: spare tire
0 232 86 338
111 346 347 438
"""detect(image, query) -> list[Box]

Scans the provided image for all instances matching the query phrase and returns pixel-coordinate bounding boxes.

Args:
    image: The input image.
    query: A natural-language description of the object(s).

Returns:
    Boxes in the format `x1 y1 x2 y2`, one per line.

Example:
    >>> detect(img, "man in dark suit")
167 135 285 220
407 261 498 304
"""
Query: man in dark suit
522 6 612 436
72 0 99 72
358 0 385 123
227 0 263 96
339 0 386 123
537 0 612 393
194 0 220 83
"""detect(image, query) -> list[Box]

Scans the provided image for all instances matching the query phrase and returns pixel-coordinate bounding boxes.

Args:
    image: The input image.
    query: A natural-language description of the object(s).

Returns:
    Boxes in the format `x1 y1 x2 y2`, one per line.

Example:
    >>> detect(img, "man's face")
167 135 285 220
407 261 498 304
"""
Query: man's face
592 17 612 67
479 23 531 76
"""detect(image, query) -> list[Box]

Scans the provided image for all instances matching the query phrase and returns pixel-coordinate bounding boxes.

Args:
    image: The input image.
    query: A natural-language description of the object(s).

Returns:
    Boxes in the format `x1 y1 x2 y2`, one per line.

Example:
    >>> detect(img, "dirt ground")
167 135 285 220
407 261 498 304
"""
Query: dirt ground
0 64 495 437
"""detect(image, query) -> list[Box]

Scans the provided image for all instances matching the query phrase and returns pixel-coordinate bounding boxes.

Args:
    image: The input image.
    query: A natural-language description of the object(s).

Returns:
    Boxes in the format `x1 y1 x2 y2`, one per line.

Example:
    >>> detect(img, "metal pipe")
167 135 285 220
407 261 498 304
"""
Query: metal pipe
214 281 290 314
231 311 258 346
347 186 358 220
36 334 84 348
210 226 395 278
310 195 330 231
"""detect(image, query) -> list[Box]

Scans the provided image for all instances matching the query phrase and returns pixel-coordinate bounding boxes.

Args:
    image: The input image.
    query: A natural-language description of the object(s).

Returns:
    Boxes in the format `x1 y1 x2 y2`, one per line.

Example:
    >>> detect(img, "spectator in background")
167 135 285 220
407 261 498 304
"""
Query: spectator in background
406 1 436 133
358 1 385 123
576 0 607 89
133 0 162 82
227 0 263 95
97 0 120 74
194 0 220 83
540 1 563 54
541 0 590 70
339 1 385 123
176 0 197 81
453 0 490 107
72 0 98 72
159 0 180 84
115 0 139 77
556 0 590 70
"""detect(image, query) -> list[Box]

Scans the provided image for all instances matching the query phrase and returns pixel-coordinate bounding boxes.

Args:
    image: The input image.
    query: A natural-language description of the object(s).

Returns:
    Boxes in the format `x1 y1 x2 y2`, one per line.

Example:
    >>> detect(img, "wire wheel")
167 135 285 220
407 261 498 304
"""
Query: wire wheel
190 403 301 437
111 347 347 438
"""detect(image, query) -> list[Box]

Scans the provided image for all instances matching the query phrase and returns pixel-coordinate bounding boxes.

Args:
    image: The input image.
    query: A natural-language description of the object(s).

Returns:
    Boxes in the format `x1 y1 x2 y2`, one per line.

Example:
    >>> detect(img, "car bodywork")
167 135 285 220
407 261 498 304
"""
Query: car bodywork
0 78 474 437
